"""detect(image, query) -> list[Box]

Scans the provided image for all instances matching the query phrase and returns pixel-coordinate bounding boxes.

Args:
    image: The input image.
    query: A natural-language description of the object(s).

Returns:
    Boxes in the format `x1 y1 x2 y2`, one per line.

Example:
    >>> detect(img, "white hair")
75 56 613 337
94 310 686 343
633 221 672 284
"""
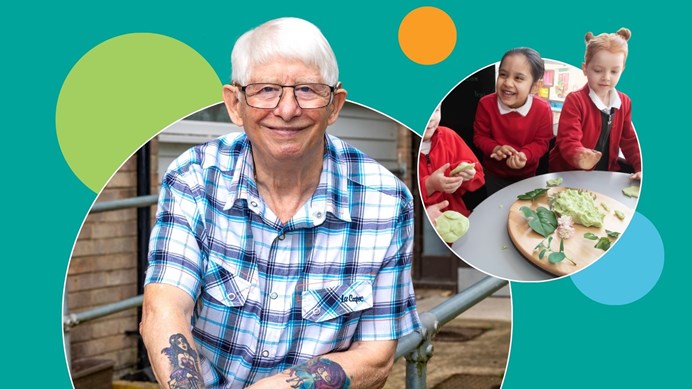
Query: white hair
231 17 339 86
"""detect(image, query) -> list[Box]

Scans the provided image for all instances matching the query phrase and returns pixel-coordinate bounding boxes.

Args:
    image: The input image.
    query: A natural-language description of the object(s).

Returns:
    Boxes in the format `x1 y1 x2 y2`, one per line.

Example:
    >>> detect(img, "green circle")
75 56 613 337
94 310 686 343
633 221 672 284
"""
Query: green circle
56 33 222 193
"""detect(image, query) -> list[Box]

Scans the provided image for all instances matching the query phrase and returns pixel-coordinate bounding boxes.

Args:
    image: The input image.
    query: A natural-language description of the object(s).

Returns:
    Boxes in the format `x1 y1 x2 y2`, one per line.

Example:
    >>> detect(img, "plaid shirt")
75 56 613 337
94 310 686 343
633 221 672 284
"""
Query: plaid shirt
146 132 420 388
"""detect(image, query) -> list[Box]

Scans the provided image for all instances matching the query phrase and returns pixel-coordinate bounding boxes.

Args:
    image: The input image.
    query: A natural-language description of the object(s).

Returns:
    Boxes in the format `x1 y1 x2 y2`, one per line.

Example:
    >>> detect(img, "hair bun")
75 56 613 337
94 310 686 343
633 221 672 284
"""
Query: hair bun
584 32 595 43
616 27 632 41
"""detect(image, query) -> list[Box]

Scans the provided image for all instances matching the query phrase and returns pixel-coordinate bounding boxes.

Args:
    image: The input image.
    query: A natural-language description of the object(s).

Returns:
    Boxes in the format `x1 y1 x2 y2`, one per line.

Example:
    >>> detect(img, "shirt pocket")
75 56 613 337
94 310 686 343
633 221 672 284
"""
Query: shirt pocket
302 279 373 322
202 254 253 307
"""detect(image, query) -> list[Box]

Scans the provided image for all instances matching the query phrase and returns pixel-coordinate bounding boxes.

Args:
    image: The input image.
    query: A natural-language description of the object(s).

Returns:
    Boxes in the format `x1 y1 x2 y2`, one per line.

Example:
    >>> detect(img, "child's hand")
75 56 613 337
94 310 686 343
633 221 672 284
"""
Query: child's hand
506 152 527 169
573 147 602 170
491 145 517 160
426 200 449 226
426 163 464 195
630 171 642 181
453 166 476 181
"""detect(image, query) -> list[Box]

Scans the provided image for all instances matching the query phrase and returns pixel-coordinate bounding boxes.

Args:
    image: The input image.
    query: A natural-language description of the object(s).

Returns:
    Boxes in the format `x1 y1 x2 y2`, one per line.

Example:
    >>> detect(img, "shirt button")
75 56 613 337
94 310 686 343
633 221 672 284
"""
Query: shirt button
277 233 286 241
250 200 258 208
227 292 236 300
261 350 269 357
270 292 278 299
313 211 323 218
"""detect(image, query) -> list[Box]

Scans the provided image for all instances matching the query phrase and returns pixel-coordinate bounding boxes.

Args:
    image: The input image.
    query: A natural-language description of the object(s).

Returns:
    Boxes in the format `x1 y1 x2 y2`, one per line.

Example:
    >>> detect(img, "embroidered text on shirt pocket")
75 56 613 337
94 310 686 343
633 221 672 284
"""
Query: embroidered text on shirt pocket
302 279 373 322
203 255 252 307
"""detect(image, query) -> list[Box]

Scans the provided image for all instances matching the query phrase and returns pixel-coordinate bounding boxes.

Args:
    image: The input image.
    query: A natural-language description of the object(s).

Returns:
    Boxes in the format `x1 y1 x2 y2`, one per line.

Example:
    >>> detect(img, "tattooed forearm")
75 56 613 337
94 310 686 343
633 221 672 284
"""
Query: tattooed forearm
161 333 203 389
284 357 351 389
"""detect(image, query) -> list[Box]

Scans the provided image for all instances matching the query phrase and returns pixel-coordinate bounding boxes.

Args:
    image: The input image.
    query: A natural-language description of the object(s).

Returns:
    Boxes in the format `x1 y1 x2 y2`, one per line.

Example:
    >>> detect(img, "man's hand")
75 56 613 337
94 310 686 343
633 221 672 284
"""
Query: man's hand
249 357 350 389
630 171 642 181
247 340 396 389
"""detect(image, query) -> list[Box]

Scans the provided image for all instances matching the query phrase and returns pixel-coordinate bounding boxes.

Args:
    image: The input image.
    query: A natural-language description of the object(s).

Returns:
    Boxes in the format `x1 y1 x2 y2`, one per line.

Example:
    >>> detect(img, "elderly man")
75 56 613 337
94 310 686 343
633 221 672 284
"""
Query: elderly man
140 17 420 389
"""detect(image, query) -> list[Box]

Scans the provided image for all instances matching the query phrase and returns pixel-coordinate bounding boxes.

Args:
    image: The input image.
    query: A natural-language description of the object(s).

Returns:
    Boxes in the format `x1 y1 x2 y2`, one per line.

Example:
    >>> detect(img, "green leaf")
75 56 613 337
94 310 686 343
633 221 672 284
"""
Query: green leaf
521 206 557 237
517 187 549 200
548 251 566 263
527 207 557 237
605 230 621 239
595 237 612 251
520 206 536 220
584 232 599 240
559 238 565 253
539 249 546 259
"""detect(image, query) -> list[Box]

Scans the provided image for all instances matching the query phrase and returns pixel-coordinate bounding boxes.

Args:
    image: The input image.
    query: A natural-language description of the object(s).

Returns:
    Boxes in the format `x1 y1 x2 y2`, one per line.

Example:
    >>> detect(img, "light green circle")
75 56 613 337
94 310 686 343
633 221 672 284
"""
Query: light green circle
56 33 222 193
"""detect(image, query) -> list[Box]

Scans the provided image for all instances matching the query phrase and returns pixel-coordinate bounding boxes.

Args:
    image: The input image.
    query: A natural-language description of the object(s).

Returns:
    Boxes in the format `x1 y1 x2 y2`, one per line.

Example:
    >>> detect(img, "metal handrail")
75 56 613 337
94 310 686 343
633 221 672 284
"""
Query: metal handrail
64 295 144 329
90 194 158 213
62 278 506 332
395 276 508 389
395 276 508 359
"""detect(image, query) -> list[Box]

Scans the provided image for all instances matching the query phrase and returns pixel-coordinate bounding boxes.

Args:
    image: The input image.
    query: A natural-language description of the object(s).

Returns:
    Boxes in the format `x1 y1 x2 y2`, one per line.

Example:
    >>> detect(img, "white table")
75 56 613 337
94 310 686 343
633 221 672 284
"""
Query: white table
451 171 640 281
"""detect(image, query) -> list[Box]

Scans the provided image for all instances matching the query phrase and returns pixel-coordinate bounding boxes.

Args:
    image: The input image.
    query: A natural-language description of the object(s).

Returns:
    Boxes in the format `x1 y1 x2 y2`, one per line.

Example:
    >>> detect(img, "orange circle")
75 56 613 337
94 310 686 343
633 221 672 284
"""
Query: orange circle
398 7 457 65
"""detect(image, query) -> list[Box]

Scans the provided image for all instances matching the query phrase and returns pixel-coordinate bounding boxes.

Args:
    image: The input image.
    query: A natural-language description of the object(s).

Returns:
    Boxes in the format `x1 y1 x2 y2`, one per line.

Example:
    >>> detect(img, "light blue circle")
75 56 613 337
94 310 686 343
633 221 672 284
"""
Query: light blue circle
570 212 664 305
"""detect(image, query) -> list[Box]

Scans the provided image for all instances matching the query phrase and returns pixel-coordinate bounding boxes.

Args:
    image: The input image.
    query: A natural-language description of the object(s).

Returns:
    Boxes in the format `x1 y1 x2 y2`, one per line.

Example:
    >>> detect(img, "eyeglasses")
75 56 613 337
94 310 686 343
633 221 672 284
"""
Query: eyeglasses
236 83 338 109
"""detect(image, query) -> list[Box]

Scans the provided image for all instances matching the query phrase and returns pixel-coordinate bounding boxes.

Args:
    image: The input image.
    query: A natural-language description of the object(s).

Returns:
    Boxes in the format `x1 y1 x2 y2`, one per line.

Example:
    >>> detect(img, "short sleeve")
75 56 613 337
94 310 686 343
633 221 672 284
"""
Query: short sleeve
352 199 421 341
145 168 207 301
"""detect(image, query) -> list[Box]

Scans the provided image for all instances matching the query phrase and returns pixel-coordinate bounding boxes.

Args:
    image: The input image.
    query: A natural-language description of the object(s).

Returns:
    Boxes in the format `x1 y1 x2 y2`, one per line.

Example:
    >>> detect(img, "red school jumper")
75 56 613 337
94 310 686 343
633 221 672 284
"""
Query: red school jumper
473 93 554 180
549 85 641 173
419 126 485 217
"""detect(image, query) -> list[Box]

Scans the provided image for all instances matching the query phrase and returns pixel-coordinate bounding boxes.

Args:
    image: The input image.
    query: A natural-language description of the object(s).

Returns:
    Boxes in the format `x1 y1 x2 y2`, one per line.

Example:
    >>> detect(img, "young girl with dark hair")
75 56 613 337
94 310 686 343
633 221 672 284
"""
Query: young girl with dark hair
473 47 555 195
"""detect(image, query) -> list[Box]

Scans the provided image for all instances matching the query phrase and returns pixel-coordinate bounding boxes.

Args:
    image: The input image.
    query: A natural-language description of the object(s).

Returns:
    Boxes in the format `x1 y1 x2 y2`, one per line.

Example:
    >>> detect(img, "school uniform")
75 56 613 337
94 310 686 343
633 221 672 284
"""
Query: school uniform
549 84 641 173
419 126 485 216
473 93 554 193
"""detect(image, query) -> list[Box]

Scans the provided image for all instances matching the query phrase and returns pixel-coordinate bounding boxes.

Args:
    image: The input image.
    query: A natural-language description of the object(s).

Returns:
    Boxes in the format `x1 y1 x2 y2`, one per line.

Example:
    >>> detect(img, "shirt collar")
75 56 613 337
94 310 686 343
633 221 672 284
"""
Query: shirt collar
222 134 352 224
588 87 622 112
497 94 533 116
317 134 352 223
420 139 432 155
224 136 261 211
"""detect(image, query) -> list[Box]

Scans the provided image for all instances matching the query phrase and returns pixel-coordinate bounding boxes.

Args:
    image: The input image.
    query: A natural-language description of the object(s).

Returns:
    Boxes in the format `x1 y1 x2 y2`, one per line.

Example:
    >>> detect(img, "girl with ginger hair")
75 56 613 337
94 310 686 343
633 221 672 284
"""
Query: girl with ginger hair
549 28 642 180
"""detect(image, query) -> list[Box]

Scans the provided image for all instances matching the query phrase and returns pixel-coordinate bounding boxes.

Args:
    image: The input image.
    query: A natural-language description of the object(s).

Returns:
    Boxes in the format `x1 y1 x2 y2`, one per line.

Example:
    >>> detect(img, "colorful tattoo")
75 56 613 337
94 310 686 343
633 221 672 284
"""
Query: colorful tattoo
284 357 351 389
161 333 203 389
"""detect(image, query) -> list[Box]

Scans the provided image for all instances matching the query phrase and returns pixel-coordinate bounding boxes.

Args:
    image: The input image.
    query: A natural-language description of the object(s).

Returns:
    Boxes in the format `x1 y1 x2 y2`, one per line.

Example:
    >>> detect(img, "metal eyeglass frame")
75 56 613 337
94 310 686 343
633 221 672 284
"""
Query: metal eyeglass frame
234 82 341 109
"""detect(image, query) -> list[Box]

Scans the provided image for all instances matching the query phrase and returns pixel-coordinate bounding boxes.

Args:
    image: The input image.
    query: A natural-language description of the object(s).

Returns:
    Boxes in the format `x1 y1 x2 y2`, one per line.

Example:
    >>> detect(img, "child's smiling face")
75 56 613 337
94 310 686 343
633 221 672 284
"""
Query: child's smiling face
496 54 535 109
583 49 625 100
423 106 442 141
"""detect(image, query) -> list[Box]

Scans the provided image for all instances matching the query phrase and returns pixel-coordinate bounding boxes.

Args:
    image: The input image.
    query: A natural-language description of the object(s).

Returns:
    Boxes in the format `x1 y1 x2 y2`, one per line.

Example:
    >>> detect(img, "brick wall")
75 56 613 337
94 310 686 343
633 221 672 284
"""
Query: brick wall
66 140 158 379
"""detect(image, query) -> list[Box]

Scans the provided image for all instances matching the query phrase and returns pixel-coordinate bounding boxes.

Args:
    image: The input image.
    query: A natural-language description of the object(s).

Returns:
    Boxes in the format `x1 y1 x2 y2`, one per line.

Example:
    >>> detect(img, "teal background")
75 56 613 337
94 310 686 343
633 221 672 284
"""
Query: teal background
2 1 685 387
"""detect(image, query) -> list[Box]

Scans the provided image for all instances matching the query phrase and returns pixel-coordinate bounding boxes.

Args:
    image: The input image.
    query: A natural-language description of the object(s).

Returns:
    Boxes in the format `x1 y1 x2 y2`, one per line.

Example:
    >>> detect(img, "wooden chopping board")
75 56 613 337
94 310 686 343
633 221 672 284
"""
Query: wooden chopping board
507 187 633 277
